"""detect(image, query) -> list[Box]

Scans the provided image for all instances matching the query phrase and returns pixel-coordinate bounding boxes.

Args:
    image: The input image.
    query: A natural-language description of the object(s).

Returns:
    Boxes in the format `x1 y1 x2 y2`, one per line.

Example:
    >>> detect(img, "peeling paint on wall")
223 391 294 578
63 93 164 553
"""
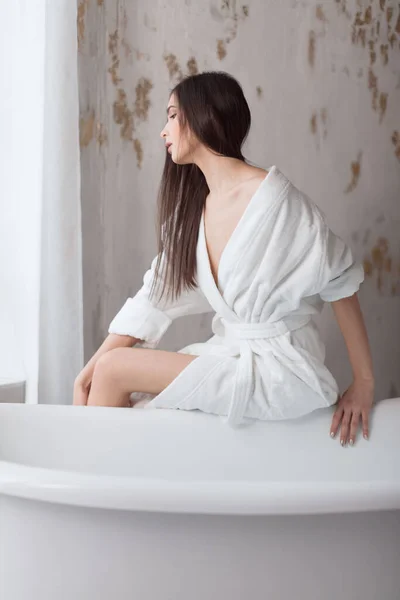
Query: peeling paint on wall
187 57 199 75
103 9 156 168
344 152 362 193
363 236 400 295
368 67 379 109
79 110 95 147
164 53 183 80
133 49 151 62
211 0 249 59
392 130 400 161
380 43 389 64
347 1 399 125
363 258 373 276
96 122 108 147
106 21 153 168
134 78 153 121
77 0 88 51
163 53 199 84
120 9 134 61
133 139 144 169
80 111 108 149
378 91 388 123
113 89 134 141
316 5 328 22
108 30 122 86
396 11 400 34
310 112 317 134
320 108 328 134
121 38 133 61
335 0 352 20
310 108 328 146
217 39 227 60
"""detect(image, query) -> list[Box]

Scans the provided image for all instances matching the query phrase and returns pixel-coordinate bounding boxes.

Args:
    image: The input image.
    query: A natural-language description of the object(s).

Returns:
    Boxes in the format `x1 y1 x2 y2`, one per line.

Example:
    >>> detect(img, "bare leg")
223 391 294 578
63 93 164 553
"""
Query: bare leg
87 347 198 407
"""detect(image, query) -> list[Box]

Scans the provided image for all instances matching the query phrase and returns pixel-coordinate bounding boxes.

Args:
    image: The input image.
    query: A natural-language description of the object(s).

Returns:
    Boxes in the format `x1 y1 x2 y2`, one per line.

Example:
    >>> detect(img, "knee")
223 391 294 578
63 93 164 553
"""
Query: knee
93 348 127 384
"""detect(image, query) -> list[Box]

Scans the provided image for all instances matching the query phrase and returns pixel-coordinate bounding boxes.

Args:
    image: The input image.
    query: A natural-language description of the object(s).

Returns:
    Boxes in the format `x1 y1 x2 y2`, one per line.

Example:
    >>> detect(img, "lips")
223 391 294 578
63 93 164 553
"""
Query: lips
166 143 172 149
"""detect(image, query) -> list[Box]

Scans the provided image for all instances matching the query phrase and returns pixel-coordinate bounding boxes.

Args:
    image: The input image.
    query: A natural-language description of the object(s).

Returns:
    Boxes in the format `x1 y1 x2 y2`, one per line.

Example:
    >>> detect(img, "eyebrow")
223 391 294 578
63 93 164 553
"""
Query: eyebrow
166 105 177 114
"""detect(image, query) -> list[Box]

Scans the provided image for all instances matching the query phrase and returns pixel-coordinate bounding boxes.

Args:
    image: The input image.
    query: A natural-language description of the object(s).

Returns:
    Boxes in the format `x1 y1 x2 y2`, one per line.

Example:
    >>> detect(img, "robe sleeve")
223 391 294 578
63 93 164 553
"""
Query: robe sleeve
314 206 364 303
108 252 213 348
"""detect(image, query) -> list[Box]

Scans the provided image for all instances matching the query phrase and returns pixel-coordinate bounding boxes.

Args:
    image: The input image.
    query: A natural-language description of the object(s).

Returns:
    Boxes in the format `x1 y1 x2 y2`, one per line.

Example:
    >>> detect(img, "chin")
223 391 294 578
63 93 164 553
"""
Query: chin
172 153 194 166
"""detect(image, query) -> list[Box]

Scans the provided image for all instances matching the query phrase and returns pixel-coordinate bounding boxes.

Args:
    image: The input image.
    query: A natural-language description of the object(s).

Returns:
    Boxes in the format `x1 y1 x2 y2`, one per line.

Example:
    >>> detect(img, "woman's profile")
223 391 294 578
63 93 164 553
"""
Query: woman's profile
73 71 374 447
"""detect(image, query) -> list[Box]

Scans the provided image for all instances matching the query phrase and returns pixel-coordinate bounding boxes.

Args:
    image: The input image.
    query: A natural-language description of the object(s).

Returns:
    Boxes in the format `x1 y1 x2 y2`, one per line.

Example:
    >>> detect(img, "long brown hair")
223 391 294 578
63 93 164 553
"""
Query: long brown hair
149 71 252 305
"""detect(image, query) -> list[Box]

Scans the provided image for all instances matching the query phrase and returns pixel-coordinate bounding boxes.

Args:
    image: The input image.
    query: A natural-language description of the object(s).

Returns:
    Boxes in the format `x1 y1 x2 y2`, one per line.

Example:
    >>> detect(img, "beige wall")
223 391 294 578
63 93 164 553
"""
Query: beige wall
77 0 400 401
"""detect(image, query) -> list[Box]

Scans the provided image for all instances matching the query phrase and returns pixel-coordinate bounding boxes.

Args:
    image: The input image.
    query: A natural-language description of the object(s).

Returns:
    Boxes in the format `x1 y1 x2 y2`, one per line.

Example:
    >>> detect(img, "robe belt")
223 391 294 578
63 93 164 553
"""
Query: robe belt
220 314 312 426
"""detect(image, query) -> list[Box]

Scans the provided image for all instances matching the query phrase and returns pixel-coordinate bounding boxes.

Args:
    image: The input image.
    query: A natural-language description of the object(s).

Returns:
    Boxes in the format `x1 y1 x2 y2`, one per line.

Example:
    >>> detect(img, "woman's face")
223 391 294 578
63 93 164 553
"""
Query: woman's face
160 94 196 164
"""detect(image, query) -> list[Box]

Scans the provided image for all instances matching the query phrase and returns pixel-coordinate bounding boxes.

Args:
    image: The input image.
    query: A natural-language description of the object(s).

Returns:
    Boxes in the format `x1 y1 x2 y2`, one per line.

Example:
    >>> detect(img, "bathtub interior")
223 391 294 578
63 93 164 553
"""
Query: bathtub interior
0 398 399 485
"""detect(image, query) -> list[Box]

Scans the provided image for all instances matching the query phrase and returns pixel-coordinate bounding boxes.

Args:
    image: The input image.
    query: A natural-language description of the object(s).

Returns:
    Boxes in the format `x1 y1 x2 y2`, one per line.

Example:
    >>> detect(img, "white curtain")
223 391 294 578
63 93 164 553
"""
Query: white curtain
0 0 83 404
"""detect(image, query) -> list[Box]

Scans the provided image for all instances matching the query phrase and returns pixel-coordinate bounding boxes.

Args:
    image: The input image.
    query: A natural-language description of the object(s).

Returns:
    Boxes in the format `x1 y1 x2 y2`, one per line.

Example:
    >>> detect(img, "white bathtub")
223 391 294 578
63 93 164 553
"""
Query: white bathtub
0 398 399 600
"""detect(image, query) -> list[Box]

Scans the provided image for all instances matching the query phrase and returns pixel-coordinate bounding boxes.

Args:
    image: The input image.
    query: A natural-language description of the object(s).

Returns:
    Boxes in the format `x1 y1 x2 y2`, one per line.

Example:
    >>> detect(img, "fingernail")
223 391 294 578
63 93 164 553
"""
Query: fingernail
340 439 344 446
349 438 354 446
363 433 368 440
330 431 335 438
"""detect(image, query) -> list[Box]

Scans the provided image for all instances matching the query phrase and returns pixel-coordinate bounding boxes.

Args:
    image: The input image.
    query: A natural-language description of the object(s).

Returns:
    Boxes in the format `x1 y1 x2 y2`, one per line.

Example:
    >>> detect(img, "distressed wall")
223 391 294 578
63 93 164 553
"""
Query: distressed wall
77 0 400 401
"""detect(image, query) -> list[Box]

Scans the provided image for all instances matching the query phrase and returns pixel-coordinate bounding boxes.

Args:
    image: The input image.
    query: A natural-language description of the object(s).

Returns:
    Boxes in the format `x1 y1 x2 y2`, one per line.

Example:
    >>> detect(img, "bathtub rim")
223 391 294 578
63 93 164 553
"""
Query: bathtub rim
0 458 399 516
0 398 399 516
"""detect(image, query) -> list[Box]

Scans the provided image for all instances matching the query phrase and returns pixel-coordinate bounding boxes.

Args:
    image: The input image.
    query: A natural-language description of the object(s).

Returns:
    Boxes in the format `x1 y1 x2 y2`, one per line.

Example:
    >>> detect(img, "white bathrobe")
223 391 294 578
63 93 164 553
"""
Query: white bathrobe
108 165 364 426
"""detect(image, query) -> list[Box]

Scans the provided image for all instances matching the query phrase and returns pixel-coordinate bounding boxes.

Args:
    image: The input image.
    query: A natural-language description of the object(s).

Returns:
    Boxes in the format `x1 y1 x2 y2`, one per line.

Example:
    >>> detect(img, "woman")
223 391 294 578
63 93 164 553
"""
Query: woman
73 71 374 446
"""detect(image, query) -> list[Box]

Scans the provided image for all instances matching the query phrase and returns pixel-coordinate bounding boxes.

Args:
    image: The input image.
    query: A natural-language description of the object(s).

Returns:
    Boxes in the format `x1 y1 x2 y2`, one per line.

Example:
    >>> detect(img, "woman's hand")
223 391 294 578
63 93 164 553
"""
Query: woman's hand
329 294 374 446
72 333 137 406
73 369 93 406
330 379 374 446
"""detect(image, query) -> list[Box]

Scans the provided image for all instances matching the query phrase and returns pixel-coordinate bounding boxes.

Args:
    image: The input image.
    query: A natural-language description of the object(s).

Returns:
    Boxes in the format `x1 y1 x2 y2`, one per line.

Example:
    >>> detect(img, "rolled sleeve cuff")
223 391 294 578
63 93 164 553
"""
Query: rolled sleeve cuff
108 296 172 348
319 262 365 303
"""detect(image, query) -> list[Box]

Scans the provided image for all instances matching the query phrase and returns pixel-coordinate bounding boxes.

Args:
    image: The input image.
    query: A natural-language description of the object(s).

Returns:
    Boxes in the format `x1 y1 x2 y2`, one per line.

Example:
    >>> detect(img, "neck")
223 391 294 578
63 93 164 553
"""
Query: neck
193 150 252 196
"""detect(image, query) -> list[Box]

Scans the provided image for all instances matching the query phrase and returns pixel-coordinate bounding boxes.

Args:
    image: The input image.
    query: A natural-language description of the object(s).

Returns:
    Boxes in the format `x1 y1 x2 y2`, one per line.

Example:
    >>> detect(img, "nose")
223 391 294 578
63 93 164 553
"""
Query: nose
160 126 167 139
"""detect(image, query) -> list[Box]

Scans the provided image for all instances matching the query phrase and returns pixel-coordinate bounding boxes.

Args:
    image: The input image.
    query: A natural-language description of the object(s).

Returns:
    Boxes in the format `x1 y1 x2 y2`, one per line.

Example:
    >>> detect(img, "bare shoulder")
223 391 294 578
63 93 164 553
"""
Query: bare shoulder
205 166 271 207
243 166 270 180
240 167 270 194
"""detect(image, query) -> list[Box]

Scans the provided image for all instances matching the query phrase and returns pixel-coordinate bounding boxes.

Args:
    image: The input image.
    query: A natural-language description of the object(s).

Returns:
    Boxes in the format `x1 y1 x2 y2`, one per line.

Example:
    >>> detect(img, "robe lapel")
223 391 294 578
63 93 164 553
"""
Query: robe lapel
196 216 241 324
195 166 279 325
